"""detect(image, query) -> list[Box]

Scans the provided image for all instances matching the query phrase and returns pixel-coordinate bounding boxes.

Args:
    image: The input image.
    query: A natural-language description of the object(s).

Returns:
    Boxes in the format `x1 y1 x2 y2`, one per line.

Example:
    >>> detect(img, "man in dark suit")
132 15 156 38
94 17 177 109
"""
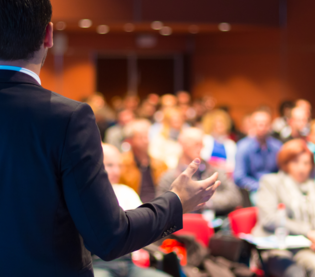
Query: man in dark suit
0 1 220 276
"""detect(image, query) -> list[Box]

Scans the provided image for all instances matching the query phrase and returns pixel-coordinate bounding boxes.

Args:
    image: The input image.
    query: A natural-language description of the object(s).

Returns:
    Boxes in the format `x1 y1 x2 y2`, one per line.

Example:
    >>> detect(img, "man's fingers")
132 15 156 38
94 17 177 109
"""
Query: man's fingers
196 203 206 210
182 158 201 178
200 172 219 189
199 181 221 204
206 180 221 192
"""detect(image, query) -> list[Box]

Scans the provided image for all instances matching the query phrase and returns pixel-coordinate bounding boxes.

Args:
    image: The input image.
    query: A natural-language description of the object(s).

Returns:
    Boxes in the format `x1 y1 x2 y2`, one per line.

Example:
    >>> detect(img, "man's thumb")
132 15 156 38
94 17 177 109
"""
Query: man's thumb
183 158 200 178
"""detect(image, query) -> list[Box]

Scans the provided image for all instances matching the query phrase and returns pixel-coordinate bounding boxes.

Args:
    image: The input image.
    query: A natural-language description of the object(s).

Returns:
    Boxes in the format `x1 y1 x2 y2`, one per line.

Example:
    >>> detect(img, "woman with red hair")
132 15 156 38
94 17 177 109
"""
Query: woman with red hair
252 139 315 277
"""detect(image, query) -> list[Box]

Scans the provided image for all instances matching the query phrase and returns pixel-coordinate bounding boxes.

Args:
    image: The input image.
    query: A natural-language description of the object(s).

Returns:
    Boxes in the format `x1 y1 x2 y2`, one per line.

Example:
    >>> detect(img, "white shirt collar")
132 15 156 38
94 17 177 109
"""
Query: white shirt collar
0 65 41 85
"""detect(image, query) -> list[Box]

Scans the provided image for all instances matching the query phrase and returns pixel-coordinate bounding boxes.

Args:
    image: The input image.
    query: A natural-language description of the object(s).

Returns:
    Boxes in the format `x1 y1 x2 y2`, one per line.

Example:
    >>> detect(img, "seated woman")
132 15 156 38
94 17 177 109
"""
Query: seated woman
201 109 237 174
252 139 315 277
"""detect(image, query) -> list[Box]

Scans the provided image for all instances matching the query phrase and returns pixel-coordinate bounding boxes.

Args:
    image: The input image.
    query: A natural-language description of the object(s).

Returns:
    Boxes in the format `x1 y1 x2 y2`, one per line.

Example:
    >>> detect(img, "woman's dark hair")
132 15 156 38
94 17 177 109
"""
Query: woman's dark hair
0 0 52 61
279 100 295 117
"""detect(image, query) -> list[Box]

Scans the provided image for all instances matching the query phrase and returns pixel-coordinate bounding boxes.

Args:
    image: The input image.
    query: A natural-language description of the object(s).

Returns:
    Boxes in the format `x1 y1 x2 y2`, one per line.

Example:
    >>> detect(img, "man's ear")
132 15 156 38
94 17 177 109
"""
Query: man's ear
44 22 54 49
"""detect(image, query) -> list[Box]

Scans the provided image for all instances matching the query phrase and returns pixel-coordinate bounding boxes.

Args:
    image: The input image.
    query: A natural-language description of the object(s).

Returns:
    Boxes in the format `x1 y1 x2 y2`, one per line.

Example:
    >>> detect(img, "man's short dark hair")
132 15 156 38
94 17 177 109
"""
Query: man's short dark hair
0 0 52 61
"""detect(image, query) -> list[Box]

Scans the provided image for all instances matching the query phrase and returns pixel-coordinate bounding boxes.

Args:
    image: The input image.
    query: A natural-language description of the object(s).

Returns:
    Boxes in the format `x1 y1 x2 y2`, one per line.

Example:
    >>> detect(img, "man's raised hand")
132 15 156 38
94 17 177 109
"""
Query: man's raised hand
170 158 221 213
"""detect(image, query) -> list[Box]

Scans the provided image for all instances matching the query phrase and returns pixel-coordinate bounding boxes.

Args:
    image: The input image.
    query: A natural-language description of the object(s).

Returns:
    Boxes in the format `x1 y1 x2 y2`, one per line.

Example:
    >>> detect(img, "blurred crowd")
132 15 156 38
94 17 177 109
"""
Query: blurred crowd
84 92 315 277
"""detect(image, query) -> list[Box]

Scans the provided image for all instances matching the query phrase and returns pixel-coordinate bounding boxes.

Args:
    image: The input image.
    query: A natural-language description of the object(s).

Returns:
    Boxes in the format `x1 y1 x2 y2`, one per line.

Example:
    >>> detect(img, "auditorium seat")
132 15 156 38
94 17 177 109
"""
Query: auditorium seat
228 207 258 236
175 213 214 247
229 207 267 277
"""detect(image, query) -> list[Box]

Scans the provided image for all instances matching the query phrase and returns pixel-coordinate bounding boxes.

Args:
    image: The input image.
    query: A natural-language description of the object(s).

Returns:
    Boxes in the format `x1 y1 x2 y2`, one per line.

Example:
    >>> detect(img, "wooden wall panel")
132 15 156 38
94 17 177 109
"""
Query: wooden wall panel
40 0 315 127
41 52 95 101
50 0 133 21
141 0 280 25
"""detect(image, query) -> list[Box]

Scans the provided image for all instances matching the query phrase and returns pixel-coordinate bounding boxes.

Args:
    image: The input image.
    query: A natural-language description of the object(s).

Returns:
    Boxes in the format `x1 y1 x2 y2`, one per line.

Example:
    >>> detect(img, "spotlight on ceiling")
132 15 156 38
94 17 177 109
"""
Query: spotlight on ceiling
79 19 92 28
151 21 163 30
218 22 231 32
97 25 110 34
160 26 172 36
56 21 66 31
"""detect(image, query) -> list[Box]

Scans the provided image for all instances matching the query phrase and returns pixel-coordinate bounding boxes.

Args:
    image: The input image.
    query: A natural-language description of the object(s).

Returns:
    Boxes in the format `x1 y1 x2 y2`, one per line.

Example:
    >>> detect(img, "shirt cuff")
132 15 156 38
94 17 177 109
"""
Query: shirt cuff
169 191 182 205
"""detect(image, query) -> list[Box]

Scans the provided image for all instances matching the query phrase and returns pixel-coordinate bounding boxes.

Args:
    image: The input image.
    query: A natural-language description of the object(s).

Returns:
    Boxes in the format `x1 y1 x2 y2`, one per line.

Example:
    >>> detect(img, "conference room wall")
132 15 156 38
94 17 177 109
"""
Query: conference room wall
40 30 284 127
192 0 315 126
41 0 315 127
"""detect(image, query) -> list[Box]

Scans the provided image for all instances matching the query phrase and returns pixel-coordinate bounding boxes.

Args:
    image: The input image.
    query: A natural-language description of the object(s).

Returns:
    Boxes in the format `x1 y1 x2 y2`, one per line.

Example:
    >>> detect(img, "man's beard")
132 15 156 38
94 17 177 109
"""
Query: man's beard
41 48 48 68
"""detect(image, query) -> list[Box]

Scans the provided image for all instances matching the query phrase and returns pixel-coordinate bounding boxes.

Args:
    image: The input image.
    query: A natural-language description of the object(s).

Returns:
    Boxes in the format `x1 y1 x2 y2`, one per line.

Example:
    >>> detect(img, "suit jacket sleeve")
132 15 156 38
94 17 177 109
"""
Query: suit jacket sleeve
61 103 183 261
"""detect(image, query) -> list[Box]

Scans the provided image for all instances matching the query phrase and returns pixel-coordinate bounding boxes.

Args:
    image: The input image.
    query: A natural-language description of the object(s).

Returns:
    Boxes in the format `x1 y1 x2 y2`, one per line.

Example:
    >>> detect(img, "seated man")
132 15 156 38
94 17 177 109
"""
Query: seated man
278 106 310 143
157 128 242 216
105 109 135 150
93 144 171 277
234 109 282 205
120 119 168 203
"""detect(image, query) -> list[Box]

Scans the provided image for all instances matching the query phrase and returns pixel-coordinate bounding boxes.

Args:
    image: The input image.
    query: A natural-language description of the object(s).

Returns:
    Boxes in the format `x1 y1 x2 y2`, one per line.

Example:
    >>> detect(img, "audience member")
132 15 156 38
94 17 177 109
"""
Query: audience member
147 93 160 107
272 100 295 138
137 94 160 123
137 99 157 123
238 113 255 140
160 94 177 109
201 109 237 173
105 109 135 150
149 108 185 169
157 128 242 216
149 94 177 139
234 109 282 205
176 91 191 107
203 95 217 111
123 95 140 113
192 98 207 127
120 119 168 203
277 107 309 143
93 144 171 277
252 139 315 277
176 91 196 125
85 93 116 140
110 96 124 112
308 120 315 161
296 99 312 120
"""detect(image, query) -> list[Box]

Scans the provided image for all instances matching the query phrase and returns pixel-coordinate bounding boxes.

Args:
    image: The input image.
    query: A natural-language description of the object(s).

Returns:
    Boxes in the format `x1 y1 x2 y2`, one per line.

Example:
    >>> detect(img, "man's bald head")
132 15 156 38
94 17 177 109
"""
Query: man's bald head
290 107 309 136
291 107 308 119
296 99 311 114
179 128 204 144
179 128 204 162
102 144 122 184
251 110 272 140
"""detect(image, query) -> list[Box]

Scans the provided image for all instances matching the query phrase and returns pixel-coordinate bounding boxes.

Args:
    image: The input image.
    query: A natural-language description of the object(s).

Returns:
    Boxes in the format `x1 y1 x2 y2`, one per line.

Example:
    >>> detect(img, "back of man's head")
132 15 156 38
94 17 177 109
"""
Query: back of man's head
0 0 52 61
102 144 122 184
290 107 308 132
178 128 204 161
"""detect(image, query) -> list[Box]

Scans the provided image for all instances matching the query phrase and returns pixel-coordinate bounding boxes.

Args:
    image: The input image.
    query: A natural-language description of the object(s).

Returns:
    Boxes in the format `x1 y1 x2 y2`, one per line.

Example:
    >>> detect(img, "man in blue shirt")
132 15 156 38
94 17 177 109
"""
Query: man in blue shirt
234 109 282 205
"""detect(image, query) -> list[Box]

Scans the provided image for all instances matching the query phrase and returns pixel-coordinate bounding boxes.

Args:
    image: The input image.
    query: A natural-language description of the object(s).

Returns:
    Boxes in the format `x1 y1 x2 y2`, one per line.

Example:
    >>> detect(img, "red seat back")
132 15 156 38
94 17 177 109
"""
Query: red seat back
228 207 258 236
175 214 214 247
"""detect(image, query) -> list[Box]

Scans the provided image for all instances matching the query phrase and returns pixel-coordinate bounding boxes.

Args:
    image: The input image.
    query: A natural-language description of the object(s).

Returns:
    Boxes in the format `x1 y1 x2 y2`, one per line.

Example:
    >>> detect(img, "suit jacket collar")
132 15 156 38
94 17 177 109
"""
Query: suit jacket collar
0 70 41 87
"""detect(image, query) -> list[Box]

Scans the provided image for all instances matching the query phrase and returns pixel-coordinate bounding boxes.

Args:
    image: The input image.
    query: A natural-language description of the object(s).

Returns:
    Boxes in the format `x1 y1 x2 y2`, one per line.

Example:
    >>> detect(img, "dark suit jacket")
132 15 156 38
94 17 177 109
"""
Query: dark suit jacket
0 70 182 277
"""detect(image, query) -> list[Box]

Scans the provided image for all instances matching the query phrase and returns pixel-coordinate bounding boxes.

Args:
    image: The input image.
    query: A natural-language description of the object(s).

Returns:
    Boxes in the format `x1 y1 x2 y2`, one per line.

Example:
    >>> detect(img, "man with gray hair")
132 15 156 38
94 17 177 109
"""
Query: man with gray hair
157 128 241 215
120 119 168 202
